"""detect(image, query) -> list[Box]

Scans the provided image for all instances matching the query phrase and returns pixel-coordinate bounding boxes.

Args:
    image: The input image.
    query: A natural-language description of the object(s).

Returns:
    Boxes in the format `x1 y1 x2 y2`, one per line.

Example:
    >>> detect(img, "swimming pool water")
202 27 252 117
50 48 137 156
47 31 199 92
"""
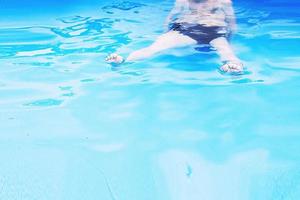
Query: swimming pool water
1 0 300 199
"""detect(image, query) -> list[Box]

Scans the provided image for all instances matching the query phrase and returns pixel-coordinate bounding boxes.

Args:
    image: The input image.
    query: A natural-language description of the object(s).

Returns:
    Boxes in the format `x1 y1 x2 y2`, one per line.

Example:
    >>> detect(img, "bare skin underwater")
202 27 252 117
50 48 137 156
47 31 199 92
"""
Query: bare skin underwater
106 0 244 73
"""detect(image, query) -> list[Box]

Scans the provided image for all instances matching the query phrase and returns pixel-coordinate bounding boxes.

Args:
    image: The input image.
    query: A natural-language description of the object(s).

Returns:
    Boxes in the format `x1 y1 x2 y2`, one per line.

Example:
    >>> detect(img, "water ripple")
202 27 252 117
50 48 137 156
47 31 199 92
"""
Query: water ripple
0 16 132 59
58 15 91 24
24 98 64 107
51 18 114 38
102 1 146 12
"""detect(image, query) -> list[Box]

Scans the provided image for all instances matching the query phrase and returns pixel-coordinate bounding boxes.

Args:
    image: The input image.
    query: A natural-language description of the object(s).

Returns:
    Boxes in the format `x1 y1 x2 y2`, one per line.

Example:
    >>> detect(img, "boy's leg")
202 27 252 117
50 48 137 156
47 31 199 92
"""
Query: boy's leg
210 37 243 72
106 31 197 63
127 31 196 61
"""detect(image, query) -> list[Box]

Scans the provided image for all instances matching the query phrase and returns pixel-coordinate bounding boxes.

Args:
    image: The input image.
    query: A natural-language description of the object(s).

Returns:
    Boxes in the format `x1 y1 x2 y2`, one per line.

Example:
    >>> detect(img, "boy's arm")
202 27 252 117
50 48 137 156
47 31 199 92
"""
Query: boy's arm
222 0 237 33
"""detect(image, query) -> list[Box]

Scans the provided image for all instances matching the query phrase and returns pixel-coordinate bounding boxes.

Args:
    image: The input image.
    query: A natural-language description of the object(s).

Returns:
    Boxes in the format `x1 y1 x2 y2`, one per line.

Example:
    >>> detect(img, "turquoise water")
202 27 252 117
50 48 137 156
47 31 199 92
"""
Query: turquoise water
1 0 300 199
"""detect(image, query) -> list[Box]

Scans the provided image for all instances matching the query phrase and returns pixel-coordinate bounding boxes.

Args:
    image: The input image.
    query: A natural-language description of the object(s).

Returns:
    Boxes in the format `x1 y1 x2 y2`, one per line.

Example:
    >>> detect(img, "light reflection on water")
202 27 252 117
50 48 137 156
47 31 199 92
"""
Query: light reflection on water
0 0 300 199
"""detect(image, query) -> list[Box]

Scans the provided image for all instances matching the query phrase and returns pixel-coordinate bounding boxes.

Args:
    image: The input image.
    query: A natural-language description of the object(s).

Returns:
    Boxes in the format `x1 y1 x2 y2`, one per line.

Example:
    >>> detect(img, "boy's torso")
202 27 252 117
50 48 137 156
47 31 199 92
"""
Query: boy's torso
176 0 228 27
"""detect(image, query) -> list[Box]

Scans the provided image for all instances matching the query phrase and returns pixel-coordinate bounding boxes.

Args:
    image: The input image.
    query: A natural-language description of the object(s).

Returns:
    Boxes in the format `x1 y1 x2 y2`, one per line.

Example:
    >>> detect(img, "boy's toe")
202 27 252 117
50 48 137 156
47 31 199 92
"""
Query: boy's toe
105 53 124 64
220 61 244 73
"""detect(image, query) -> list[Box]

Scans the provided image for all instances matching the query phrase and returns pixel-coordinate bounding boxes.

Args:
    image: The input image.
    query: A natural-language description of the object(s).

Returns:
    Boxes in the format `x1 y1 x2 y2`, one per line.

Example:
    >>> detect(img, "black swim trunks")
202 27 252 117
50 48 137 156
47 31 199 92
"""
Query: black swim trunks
169 22 229 44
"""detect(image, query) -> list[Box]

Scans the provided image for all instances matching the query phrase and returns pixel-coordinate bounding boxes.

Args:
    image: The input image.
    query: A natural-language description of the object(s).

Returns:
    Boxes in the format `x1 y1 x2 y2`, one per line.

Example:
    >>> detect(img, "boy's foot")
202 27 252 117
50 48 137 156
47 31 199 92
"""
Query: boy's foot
220 61 244 73
105 53 124 64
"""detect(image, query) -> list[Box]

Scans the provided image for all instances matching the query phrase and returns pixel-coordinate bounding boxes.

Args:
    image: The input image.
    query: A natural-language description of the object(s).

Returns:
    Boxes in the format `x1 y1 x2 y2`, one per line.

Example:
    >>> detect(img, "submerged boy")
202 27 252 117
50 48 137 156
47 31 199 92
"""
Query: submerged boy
106 0 243 73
